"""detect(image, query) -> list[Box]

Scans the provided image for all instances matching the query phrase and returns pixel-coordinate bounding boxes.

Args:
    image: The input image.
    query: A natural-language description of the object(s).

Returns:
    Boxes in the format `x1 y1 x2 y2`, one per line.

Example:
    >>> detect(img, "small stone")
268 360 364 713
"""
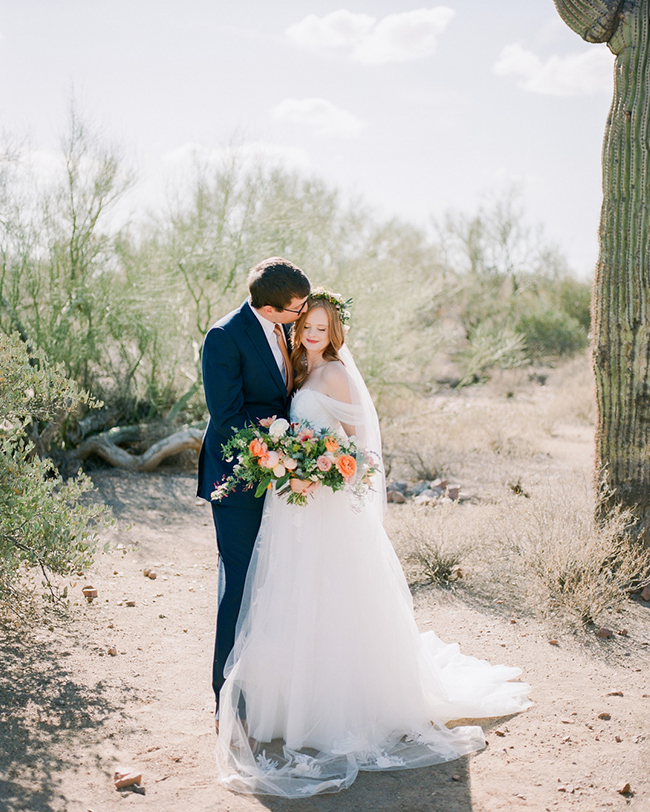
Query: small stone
598 712 611 721
125 600 136 607
451 774 461 782
147 571 157 580
548 639 559 646
561 719 575 725
494 730 506 737
640 586 650 601
82 586 97 600
615 735 622 743
447 486 460 501
616 781 631 795
143 568 151 577
596 627 614 639
606 690 623 696
414 489 443 505
409 480 432 497
618 628 628 636
114 770 143 790
386 490 407 504
387 481 408 494
107 646 117 656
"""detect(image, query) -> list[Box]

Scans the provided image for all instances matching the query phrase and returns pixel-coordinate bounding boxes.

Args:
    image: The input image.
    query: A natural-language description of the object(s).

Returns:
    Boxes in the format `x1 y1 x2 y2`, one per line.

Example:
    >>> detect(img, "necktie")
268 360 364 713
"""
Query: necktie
273 324 294 395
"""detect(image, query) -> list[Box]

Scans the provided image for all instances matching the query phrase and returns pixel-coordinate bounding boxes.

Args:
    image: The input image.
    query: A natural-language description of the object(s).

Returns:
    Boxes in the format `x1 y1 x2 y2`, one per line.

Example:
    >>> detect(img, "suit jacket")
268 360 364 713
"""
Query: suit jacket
197 299 291 506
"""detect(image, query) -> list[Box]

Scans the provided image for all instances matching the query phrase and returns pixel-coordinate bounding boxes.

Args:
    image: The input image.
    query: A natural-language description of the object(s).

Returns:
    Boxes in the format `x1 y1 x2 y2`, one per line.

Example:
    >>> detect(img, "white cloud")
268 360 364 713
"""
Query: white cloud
286 10 375 51
286 7 455 64
271 98 365 138
494 43 613 97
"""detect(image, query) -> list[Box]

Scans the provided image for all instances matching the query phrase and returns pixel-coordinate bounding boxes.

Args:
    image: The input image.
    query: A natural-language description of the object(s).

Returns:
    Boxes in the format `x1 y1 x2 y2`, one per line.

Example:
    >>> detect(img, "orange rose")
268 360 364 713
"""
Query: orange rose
335 454 356 479
249 439 264 456
325 437 339 453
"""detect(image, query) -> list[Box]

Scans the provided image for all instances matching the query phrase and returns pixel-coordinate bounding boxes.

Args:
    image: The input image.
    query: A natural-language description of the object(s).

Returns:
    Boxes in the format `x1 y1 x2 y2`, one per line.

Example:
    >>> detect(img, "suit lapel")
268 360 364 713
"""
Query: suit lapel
241 301 288 400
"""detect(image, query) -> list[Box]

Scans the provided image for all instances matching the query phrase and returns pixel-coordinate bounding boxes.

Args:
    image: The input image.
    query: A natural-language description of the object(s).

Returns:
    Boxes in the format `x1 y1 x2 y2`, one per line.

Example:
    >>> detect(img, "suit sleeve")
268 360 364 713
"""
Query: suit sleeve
201 326 249 439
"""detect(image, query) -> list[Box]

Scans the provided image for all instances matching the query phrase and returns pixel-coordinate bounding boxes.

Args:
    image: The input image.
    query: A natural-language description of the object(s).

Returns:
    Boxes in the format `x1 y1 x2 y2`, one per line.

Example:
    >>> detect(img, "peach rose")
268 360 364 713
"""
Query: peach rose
284 458 298 470
249 438 265 456
260 450 280 469
258 415 277 428
335 454 356 479
298 427 314 441
325 437 339 453
316 455 332 472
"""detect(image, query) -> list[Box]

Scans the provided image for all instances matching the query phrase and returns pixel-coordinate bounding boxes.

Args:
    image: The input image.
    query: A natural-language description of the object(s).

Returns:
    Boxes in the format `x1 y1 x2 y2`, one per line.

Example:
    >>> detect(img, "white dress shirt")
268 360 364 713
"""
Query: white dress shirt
250 302 287 382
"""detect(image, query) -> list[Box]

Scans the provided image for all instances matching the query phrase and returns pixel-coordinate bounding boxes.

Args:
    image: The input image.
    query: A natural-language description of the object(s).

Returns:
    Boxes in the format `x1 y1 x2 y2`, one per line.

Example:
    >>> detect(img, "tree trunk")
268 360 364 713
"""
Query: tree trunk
554 0 650 538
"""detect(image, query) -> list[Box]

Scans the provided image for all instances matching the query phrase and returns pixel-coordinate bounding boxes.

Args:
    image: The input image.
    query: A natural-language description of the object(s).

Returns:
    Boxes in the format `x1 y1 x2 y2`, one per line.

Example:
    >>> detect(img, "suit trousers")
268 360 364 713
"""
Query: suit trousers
211 501 264 706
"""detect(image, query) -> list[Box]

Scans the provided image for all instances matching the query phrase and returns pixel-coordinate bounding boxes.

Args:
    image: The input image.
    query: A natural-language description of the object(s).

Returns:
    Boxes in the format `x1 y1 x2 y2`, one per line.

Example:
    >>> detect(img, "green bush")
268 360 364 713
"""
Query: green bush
0 332 105 606
516 309 588 359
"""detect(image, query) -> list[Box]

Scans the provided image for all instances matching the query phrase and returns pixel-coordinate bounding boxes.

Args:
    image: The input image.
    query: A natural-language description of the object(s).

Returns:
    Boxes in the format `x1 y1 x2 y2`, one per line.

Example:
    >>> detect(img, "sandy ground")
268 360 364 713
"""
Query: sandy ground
1 422 650 812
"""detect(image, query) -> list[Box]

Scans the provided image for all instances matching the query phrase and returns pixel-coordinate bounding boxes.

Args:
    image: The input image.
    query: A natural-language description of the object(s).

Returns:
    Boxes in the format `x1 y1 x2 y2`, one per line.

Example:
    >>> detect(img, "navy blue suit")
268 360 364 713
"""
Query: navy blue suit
197 300 291 704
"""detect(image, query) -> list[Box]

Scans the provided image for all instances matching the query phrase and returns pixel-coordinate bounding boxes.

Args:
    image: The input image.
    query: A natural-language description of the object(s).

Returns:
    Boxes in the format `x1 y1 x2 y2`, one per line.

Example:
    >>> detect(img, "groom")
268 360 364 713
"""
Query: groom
197 257 311 716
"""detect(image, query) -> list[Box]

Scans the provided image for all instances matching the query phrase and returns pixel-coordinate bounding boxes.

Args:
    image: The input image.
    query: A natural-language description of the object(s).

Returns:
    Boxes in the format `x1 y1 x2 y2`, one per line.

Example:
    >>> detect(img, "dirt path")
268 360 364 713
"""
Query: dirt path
1 456 649 811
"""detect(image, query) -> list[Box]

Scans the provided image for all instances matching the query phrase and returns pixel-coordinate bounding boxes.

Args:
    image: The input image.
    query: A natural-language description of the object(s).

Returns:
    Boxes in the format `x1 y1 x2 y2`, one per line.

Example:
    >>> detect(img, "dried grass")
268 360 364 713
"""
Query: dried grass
384 356 650 626
500 477 650 626
386 502 471 585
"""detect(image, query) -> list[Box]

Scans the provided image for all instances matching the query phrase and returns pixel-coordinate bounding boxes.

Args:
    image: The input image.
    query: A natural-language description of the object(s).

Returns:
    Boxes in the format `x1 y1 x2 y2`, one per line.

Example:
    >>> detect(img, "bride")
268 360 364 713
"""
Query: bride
216 290 531 797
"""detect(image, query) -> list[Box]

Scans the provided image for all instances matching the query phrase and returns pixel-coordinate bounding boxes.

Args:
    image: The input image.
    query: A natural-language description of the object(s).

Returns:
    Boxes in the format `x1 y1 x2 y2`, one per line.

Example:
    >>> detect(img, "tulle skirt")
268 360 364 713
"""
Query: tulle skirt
216 488 531 797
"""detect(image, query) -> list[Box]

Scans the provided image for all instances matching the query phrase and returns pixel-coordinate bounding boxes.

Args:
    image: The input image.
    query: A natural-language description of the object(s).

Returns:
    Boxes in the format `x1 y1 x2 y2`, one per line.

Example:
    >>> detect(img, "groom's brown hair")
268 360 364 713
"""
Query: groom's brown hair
248 257 310 310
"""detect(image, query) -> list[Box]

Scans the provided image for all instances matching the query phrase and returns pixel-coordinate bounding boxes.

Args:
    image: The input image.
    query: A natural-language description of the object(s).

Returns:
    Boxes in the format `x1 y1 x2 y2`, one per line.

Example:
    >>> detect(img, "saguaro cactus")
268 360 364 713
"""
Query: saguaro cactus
555 0 650 537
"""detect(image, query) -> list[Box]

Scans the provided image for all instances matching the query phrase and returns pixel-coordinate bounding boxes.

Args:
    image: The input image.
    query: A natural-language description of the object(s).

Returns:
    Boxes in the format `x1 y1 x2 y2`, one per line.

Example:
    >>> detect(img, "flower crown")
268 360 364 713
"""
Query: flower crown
309 287 353 325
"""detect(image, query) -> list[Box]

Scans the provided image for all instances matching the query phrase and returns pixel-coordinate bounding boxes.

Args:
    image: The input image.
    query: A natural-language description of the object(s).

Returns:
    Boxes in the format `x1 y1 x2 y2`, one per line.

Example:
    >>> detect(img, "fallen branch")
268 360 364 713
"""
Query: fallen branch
75 426 204 472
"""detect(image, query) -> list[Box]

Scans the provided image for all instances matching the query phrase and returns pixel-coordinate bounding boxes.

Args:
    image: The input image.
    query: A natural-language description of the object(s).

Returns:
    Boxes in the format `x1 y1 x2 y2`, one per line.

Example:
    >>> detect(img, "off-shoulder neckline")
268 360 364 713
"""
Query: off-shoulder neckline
295 386 348 405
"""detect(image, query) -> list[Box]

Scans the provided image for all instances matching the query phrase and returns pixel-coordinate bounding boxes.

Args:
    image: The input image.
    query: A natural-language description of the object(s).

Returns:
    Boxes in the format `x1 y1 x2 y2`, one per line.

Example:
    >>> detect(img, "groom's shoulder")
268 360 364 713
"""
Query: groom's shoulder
210 300 250 334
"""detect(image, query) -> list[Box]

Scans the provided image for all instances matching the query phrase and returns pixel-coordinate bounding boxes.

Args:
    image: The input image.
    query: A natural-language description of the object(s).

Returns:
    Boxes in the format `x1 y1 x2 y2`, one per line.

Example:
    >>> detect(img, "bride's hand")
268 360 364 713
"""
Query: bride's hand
290 478 321 495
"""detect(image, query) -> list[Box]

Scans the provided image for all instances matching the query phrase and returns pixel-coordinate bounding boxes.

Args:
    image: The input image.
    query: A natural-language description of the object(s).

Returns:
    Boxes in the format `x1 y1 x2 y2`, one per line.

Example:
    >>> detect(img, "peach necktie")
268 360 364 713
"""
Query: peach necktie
273 324 294 395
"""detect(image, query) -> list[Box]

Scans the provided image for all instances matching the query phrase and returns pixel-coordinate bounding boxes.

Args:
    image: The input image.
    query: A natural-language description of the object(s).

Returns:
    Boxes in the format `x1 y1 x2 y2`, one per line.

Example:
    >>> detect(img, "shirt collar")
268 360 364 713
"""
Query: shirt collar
249 299 277 339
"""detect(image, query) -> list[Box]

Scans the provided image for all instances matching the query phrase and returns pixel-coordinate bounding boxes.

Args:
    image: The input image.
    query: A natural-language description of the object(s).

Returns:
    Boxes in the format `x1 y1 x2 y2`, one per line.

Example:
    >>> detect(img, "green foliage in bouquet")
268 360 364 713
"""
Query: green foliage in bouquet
0 332 106 605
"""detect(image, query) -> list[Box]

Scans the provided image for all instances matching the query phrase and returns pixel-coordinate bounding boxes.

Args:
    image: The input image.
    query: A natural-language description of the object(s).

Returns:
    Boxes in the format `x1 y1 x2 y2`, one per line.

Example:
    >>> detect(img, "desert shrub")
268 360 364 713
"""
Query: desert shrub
516 309 587 359
557 276 592 331
0 332 105 605
503 478 650 626
388 503 468 585
456 322 528 386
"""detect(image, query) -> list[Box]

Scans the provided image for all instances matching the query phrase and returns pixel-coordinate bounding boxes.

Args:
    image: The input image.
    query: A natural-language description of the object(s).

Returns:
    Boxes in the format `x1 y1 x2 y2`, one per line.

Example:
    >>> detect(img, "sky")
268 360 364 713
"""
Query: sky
0 1 615 276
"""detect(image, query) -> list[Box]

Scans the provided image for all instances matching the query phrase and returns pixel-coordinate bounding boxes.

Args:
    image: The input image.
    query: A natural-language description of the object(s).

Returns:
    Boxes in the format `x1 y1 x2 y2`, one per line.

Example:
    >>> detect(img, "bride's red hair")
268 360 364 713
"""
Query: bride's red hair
290 300 346 388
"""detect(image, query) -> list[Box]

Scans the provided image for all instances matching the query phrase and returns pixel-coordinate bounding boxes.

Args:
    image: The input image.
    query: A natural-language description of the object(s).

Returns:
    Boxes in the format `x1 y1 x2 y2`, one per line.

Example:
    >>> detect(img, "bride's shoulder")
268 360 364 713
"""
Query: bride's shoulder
321 360 352 403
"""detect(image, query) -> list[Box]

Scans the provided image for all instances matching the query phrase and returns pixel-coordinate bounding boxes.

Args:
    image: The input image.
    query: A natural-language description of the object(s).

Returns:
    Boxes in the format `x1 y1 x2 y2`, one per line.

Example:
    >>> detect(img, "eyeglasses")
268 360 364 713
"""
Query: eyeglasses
281 299 308 315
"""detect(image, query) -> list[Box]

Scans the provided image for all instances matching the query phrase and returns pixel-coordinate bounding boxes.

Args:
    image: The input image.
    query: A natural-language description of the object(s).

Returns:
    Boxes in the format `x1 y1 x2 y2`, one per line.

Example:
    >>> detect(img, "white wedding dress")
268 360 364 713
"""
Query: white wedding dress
216 376 531 798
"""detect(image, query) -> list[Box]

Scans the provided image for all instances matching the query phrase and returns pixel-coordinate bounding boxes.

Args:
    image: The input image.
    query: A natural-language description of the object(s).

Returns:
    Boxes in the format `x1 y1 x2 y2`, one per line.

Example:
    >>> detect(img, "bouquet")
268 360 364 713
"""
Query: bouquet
211 416 378 507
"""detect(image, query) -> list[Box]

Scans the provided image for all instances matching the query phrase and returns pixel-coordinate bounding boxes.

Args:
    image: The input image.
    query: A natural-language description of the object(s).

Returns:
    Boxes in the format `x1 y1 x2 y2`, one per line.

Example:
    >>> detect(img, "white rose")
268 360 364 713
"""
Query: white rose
273 463 286 478
268 418 290 439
